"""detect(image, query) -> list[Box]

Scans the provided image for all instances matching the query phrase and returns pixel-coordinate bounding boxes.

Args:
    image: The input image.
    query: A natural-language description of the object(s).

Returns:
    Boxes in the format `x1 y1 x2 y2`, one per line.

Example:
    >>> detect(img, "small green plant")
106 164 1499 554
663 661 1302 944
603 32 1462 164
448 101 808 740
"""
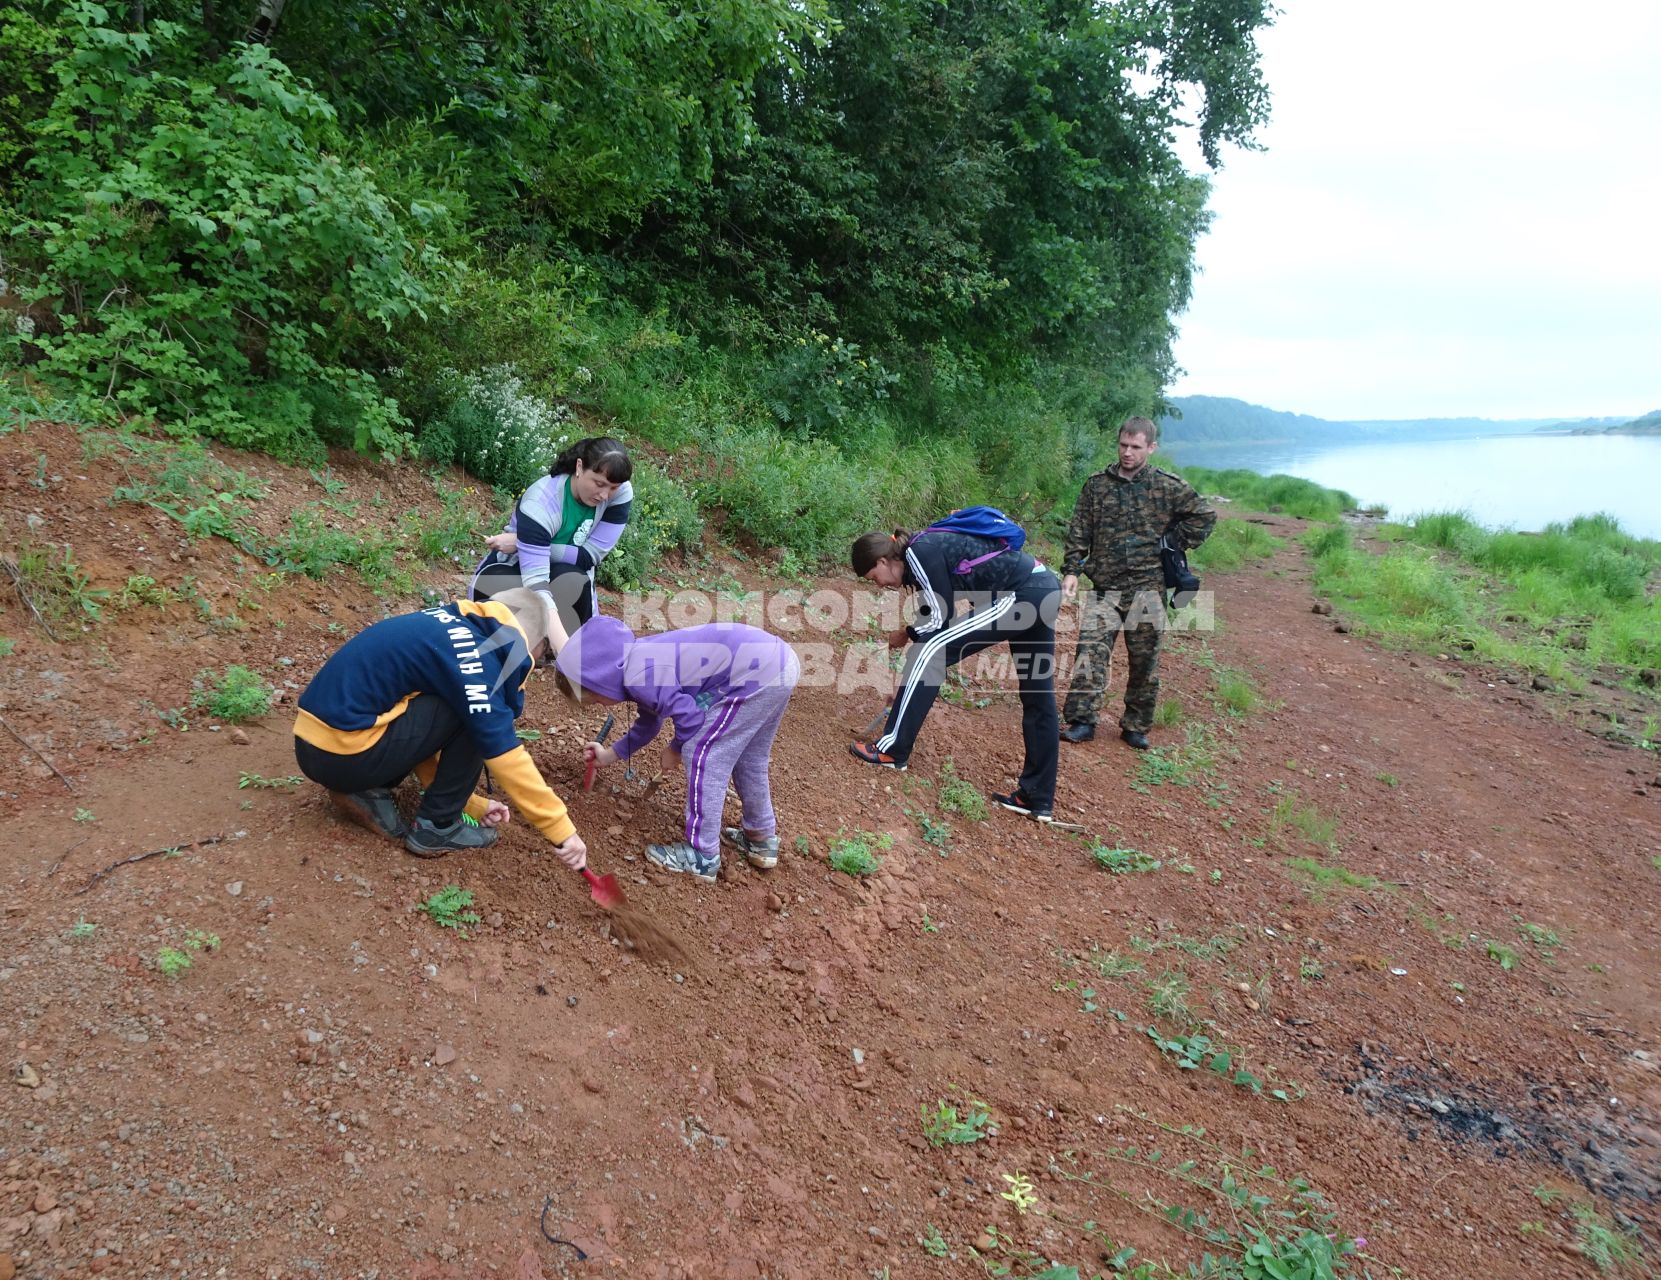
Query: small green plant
72 807 95 823
1153 696 1185 729
1516 920 1561 961
1518 1221 1548 1237
921 914 939 934
156 947 193 978
1486 940 1519 971
69 918 97 939
920 1094 994 1147
1376 772 1399 787
937 758 987 822
1270 793 1340 849
237 771 303 790
1284 857 1378 893
1144 969 1194 1026
0 637 14 657
1092 949 1143 979
192 664 273 723
1000 1172 1038 1215
1569 1202 1645 1272
420 885 482 937
154 928 219 978
1092 844 1162 874
916 810 952 853
1209 868 1223 883
1299 956 1325 982
118 574 177 609
1145 1027 1300 1102
515 727 543 742
921 1224 948 1258
159 706 190 731
828 830 891 877
1533 1185 1566 1206
11 543 111 624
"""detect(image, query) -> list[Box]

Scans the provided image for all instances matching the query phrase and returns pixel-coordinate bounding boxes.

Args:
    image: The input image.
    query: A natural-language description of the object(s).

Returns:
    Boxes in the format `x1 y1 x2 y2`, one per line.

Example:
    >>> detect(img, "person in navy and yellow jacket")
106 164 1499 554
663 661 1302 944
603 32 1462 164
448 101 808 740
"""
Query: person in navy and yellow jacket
293 587 587 863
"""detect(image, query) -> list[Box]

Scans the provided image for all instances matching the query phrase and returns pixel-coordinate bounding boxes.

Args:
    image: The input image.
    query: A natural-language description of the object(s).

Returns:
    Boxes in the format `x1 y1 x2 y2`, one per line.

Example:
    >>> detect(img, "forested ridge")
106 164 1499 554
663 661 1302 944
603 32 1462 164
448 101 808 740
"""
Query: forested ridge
2 0 1273 574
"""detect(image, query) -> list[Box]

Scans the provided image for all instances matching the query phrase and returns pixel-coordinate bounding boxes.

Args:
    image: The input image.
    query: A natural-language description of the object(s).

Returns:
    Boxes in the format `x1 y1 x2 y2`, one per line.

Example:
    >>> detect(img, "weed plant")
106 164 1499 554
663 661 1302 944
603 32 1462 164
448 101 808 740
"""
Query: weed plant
828 831 890 876
937 759 987 821
192 665 273 723
1284 858 1378 894
919 1094 994 1147
1188 519 1285 572
1092 845 1163 875
419 886 481 936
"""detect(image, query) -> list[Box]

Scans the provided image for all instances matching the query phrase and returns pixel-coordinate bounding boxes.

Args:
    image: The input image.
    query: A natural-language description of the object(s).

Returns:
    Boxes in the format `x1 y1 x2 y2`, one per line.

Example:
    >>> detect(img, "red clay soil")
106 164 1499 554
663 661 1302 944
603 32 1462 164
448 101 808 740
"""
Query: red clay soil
1 424 1658 1279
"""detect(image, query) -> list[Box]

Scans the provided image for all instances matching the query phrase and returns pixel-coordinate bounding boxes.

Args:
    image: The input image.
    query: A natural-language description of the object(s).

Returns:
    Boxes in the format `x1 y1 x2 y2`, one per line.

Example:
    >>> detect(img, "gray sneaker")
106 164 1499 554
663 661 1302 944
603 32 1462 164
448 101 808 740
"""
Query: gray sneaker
722 827 780 870
404 815 499 859
645 841 720 883
330 788 407 841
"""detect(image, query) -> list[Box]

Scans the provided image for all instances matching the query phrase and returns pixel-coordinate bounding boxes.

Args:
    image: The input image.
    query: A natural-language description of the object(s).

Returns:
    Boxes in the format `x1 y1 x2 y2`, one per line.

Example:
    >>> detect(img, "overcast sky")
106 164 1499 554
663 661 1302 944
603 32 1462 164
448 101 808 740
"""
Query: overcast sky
1167 1 1661 422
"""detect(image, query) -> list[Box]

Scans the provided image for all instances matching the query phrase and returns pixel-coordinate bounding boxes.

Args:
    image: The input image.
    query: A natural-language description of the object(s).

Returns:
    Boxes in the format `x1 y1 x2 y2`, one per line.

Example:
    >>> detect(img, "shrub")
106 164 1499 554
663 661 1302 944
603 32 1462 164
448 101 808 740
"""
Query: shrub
828 831 889 877
597 458 704 591
191 665 272 723
6 5 435 457
422 365 573 493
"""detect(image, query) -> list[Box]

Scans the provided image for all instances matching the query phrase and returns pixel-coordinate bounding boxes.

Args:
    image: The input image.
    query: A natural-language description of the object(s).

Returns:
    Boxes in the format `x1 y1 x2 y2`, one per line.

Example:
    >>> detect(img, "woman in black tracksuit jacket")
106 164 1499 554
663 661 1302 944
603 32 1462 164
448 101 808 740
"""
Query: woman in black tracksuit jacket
849 524 1060 820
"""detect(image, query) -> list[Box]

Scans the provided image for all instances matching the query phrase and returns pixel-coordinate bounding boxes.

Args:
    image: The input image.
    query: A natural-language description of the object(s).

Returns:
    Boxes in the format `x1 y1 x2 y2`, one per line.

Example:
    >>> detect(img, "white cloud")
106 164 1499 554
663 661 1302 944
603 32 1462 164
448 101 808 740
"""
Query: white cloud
1170 0 1661 419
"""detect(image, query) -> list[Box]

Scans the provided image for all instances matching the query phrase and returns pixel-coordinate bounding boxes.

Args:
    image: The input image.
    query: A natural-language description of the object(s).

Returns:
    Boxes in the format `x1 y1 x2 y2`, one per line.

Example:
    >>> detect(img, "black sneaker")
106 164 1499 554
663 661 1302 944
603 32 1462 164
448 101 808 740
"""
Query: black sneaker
993 788 1053 822
329 788 407 841
404 815 499 858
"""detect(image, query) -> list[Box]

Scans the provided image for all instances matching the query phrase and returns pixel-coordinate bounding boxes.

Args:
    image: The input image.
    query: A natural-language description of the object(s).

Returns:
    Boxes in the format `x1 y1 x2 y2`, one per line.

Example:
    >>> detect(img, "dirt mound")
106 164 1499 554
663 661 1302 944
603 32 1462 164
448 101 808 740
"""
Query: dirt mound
2 429 1659 1278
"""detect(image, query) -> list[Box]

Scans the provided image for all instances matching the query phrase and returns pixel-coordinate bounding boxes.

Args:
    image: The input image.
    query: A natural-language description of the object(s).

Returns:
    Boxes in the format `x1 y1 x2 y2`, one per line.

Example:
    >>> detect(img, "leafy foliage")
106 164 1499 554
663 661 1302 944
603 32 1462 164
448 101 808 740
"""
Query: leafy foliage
419 885 481 936
191 664 273 723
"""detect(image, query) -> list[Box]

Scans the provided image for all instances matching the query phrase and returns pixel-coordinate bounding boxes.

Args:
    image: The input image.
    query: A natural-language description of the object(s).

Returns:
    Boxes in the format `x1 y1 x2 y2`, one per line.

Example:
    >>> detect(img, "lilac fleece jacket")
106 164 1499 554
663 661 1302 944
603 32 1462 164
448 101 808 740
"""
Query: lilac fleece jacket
555 618 795 757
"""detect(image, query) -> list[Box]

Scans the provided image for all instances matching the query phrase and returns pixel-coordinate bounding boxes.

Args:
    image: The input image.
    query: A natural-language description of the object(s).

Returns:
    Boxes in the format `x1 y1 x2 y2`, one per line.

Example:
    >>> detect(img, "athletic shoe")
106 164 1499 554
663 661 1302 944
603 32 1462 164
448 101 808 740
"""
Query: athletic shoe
993 788 1054 822
1061 722 1096 743
722 827 780 870
404 814 499 858
1120 729 1150 750
329 788 407 841
646 841 720 883
849 741 907 770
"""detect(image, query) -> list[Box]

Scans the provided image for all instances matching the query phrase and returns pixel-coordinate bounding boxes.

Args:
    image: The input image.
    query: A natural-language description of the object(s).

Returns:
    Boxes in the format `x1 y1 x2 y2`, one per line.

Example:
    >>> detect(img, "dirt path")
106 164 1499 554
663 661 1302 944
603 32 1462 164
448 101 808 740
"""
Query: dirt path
2 435 1658 1279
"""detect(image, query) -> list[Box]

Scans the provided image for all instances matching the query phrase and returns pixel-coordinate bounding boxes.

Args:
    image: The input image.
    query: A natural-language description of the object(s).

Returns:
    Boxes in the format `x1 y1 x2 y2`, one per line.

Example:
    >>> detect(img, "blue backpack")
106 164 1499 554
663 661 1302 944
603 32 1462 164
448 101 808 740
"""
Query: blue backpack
918 506 1028 574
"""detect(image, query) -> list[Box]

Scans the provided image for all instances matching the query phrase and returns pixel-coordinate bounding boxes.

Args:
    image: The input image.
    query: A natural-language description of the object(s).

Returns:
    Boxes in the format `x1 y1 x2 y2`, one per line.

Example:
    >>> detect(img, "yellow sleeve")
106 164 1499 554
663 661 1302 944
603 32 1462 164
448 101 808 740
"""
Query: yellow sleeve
485 745 577 846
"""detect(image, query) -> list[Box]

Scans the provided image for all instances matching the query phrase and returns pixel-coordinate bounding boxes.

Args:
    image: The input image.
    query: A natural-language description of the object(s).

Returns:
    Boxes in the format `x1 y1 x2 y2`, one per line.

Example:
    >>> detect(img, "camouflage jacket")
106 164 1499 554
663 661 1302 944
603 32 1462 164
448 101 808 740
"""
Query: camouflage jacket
1061 465 1216 590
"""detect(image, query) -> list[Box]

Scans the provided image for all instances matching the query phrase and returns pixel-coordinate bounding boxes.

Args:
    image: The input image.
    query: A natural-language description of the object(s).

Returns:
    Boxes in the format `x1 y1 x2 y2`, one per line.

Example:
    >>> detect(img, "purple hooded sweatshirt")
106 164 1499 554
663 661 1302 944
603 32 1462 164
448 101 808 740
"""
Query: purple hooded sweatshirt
555 618 796 759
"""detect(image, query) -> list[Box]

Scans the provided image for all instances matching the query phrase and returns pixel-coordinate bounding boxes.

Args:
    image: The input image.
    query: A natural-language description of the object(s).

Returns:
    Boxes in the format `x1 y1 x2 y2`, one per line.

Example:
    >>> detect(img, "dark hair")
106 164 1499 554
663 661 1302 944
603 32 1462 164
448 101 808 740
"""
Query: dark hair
850 529 911 576
552 436 633 484
1119 415 1159 445
553 669 580 701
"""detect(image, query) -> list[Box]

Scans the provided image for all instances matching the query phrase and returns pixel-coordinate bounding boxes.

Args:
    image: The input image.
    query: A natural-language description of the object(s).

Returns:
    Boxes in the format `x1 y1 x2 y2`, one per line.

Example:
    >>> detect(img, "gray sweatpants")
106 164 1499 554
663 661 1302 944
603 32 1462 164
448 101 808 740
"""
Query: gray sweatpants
683 646 801 856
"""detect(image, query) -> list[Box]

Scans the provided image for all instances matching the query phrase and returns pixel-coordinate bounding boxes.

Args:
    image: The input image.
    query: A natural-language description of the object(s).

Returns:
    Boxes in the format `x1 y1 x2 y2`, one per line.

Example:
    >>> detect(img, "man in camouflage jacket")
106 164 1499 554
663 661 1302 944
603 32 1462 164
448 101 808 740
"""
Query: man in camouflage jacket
1059 417 1216 748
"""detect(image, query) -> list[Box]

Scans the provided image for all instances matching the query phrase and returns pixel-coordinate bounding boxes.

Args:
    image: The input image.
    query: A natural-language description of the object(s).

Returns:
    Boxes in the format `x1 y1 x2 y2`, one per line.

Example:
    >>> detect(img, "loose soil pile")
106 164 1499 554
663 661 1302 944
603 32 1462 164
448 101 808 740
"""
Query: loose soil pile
2 425 1658 1279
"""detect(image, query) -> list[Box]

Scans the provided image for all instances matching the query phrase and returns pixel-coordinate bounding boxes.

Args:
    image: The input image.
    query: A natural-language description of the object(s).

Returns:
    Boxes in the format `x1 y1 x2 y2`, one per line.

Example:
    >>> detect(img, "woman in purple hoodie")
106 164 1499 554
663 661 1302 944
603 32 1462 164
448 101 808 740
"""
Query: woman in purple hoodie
553 617 800 884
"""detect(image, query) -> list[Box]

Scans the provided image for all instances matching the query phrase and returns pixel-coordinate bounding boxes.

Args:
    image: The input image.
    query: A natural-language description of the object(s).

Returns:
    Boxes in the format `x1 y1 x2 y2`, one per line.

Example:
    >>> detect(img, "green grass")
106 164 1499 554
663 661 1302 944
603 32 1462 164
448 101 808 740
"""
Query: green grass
1306 510 1661 679
1188 518 1286 572
1569 1202 1647 1272
1269 793 1339 849
1153 696 1185 728
1284 857 1378 893
1172 466 1357 521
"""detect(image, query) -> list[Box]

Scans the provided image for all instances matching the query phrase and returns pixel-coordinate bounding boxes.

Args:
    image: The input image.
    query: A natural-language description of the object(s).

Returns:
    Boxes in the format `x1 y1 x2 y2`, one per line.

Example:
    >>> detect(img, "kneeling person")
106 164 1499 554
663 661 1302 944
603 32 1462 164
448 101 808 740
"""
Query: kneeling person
293 587 588 866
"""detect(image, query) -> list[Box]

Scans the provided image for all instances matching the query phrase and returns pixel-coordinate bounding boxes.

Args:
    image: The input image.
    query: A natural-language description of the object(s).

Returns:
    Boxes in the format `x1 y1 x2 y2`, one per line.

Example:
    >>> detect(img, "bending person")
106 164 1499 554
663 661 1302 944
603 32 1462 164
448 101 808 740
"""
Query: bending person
471 436 634 635
293 587 588 865
849 520 1060 821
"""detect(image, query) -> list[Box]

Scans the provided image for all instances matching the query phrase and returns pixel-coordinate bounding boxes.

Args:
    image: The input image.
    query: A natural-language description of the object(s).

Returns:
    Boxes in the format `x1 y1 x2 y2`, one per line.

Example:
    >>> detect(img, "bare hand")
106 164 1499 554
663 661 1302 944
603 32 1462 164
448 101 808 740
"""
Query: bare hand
1061 574 1079 603
480 799 511 827
485 531 518 555
584 742 618 769
553 833 587 871
660 742 682 773
886 627 909 650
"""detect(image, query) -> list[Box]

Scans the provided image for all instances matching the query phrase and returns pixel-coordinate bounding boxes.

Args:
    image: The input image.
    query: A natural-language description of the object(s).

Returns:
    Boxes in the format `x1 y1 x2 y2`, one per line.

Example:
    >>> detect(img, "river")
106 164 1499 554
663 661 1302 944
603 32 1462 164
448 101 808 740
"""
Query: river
1162 433 1661 539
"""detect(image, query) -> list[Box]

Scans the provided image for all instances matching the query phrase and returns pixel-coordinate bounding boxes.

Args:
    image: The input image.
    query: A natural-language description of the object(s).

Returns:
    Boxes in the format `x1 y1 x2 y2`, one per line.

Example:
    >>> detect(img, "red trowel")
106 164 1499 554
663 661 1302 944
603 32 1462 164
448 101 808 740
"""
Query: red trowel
582 712 616 792
578 864 626 910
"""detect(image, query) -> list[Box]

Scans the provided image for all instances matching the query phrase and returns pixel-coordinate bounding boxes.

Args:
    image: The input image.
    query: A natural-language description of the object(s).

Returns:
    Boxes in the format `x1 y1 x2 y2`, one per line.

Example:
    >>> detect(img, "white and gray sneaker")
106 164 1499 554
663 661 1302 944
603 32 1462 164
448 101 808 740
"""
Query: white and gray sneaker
722 827 780 869
645 841 720 884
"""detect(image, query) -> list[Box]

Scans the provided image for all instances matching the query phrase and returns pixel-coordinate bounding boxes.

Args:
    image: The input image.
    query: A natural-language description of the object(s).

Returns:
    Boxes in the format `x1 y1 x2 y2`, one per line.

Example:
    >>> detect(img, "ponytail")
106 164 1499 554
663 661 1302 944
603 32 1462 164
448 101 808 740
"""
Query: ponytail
850 529 911 576
551 436 633 485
